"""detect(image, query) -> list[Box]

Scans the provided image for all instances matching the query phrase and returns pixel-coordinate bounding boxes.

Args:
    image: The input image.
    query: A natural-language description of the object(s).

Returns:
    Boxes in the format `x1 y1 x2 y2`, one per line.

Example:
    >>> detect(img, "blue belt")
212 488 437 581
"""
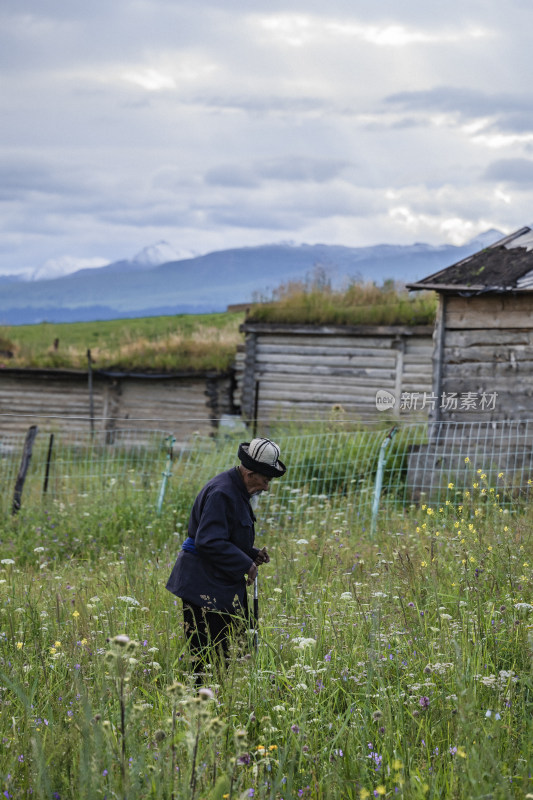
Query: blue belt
181 536 198 555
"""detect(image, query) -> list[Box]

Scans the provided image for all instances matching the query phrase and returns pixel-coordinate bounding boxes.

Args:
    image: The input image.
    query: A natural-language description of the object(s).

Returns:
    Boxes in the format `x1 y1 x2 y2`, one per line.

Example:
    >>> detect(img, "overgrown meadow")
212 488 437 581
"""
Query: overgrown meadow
1 462 532 799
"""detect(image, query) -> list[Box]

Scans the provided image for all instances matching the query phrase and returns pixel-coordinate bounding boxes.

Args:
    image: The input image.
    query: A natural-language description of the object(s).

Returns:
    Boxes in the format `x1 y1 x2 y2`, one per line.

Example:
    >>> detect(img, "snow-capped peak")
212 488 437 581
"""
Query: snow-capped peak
131 241 180 267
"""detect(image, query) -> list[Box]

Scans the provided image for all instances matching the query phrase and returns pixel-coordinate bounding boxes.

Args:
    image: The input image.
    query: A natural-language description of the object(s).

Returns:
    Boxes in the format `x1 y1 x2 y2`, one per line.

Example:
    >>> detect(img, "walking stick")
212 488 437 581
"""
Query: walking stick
253 574 259 651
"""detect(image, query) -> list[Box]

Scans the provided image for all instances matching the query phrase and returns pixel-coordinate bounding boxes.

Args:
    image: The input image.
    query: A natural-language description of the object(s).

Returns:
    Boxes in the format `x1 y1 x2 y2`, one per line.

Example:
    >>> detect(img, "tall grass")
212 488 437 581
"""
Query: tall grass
248 277 437 327
0 457 532 799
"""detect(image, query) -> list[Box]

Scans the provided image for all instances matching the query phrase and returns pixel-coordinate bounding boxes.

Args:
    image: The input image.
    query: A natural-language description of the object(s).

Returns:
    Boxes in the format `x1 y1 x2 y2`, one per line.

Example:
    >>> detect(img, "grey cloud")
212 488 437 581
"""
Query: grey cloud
205 157 349 188
193 94 329 115
385 87 531 117
258 157 349 183
385 86 533 135
482 158 533 184
0 159 84 201
204 165 259 188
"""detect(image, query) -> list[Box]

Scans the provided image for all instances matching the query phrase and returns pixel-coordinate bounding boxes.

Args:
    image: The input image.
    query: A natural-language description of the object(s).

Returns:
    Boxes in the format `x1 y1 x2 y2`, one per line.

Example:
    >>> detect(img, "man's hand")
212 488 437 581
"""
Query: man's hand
246 561 258 586
254 547 270 565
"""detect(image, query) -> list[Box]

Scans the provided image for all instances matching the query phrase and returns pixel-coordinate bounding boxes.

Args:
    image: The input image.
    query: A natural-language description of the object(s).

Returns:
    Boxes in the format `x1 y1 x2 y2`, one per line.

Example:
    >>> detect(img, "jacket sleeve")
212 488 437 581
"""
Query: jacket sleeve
194 489 254 579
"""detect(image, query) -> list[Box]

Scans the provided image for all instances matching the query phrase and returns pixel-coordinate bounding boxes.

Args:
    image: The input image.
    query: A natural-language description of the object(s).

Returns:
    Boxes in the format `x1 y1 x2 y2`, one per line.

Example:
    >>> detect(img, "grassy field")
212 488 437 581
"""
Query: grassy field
0 280 437 375
0 312 244 372
0 455 532 799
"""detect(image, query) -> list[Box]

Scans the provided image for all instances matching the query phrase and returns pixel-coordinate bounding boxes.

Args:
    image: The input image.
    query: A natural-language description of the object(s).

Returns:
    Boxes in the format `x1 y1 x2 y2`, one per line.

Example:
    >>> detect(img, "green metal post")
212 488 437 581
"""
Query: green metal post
370 427 397 538
156 435 176 515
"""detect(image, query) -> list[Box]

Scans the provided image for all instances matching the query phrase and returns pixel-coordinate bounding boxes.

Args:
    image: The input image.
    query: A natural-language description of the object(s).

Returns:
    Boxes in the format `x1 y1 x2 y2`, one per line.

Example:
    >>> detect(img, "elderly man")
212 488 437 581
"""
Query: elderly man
166 437 286 674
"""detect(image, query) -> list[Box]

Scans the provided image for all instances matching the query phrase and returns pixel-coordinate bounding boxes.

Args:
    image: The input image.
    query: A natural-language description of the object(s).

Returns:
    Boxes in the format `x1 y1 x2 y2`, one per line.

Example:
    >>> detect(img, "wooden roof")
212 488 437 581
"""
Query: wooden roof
407 226 533 293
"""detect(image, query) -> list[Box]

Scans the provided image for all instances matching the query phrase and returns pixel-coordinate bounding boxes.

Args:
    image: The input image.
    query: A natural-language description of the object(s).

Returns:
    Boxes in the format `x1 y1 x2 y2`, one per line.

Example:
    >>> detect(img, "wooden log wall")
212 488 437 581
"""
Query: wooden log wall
239 324 434 422
0 369 234 447
437 294 533 421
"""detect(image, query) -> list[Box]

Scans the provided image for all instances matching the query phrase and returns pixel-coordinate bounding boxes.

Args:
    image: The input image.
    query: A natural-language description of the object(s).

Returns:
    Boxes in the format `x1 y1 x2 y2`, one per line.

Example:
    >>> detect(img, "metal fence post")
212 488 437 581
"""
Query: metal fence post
156 435 176 514
370 426 397 538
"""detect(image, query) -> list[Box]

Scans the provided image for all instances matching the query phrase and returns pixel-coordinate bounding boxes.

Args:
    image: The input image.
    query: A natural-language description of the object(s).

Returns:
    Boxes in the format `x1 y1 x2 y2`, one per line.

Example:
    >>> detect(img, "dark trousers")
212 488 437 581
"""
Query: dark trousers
182 601 247 676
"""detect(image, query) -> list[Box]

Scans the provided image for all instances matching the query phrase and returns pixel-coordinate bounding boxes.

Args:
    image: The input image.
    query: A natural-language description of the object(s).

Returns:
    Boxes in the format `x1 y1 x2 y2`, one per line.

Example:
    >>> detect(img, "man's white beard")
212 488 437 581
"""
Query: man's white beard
249 492 262 511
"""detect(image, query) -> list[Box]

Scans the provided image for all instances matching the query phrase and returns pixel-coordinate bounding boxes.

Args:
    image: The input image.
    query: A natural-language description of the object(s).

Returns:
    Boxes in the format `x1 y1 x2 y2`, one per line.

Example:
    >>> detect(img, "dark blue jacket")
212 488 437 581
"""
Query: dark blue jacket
166 467 260 611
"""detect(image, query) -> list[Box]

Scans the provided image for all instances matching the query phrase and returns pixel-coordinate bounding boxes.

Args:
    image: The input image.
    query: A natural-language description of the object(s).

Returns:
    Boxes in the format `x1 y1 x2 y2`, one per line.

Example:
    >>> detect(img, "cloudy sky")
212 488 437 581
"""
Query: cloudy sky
2 0 533 276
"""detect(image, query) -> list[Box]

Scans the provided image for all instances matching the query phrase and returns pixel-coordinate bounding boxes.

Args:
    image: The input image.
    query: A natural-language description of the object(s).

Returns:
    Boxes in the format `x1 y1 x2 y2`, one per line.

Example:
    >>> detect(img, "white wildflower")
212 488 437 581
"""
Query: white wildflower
340 592 353 600
117 596 140 606
1 559 15 565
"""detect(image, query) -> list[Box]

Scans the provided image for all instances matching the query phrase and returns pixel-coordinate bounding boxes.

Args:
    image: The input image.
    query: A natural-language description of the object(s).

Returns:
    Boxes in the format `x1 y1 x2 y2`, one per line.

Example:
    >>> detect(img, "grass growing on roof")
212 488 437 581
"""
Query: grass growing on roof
247 277 437 327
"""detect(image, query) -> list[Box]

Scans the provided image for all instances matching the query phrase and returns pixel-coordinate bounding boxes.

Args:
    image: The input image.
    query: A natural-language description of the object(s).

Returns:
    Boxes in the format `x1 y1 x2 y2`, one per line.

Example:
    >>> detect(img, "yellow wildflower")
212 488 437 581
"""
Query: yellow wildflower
457 746 467 758
360 790 370 800
80 638 88 645
421 561 427 567
54 641 61 648
448 483 454 489
16 642 23 650
50 647 57 655
375 787 386 796
392 759 403 770
464 457 470 463
72 610 80 618
269 745 278 751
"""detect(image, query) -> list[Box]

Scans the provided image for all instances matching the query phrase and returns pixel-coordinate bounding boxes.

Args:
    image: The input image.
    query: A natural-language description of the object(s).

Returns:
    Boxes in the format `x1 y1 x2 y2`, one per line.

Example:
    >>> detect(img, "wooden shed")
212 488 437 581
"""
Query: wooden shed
407 225 533 422
0 367 235 447
238 322 434 423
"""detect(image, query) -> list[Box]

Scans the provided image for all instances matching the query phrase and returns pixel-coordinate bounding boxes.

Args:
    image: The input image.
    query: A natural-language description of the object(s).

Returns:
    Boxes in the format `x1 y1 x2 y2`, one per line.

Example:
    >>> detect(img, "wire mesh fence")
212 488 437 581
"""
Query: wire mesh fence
1 417 533 524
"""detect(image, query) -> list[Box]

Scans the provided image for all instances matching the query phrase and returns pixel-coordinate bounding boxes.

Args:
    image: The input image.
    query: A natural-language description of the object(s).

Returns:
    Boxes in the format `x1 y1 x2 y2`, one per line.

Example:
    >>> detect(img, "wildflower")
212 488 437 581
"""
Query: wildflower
375 787 386 796
269 745 278 751
360 791 370 800
1 559 15 565
420 561 427 568
340 592 352 600
419 696 430 708
117 596 140 606
34 546 45 553
464 457 470 463
198 687 214 701
448 483 454 489
72 611 80 618
291 724 300 733
16 642 23 650
112 634 130 647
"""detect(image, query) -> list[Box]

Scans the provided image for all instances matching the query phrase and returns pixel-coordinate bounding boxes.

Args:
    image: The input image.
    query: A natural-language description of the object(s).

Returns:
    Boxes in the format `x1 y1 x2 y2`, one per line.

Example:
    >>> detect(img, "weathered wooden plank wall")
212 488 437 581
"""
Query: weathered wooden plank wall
239 324 434 422
437 294 533 421
0 369 234 446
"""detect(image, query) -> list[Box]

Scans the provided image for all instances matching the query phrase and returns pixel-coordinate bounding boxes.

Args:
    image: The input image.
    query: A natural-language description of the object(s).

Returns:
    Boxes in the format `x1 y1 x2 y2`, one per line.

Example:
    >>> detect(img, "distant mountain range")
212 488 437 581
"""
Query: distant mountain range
0 231 504 325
